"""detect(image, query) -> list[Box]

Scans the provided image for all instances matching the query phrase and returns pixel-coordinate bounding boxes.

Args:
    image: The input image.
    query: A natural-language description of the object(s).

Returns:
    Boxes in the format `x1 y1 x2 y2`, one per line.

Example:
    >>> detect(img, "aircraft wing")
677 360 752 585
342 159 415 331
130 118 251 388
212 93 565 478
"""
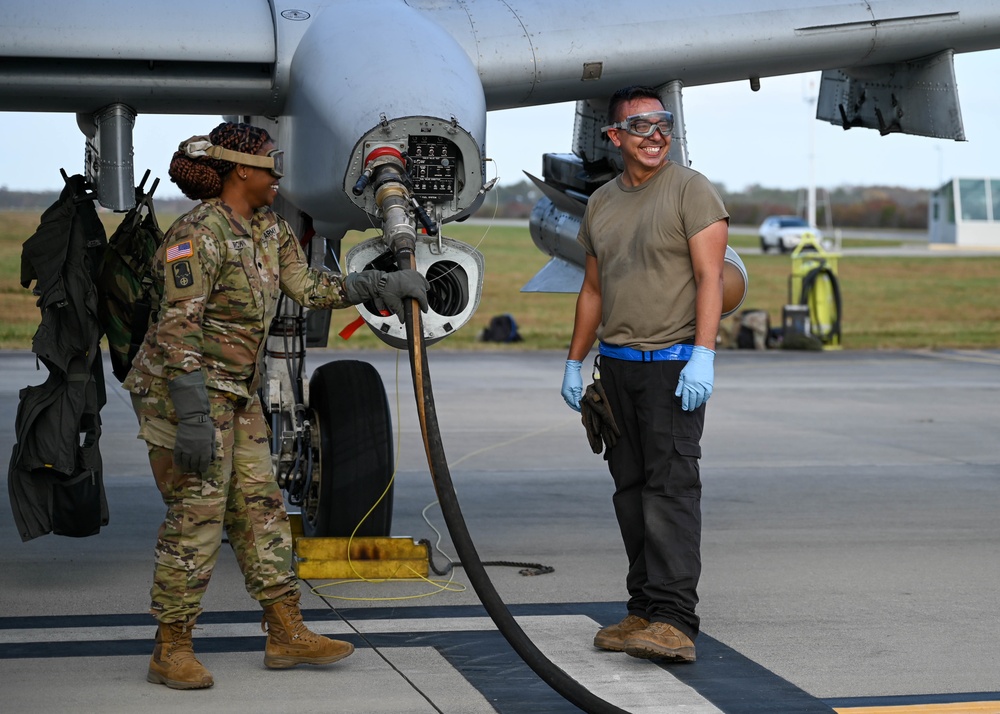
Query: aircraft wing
2 0 999 222
2 0 998 329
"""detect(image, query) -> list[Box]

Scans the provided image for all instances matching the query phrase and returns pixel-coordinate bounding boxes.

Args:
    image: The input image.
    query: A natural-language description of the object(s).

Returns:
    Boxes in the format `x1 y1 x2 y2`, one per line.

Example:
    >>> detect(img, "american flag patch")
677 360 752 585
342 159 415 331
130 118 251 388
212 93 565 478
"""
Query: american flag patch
166 240 193 263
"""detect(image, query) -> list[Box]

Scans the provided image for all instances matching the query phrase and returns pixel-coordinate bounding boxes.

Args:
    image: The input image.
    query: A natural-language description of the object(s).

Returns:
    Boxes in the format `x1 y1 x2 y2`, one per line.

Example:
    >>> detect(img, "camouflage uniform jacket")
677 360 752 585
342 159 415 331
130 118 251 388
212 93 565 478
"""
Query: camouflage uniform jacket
124 198 351 398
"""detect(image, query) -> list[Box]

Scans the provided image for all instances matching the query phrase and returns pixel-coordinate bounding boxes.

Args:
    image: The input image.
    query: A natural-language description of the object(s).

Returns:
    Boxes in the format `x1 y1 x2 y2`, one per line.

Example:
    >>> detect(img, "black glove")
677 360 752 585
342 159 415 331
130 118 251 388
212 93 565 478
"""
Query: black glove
381 269 430 321
343 269 430 321
168 371 216 474
580 379 620 455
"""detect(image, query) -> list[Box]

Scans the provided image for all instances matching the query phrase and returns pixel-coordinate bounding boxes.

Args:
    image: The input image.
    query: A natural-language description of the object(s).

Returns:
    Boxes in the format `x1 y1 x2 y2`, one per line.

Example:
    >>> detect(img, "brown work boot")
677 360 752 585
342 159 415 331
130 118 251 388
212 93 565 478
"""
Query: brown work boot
624 621 696 662
593 614 650 652
147 619 214 689
261 592 354 669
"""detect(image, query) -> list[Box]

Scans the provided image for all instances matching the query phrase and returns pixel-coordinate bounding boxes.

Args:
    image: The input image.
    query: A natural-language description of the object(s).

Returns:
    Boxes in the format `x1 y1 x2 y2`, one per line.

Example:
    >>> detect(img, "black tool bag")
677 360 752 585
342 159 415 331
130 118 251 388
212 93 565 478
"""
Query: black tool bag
8 174 110 541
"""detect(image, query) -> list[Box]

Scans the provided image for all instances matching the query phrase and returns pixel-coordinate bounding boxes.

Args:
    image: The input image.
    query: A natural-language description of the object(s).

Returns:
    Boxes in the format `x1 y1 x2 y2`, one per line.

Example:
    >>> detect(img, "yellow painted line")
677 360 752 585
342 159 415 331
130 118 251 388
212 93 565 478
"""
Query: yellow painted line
834 702 1000 714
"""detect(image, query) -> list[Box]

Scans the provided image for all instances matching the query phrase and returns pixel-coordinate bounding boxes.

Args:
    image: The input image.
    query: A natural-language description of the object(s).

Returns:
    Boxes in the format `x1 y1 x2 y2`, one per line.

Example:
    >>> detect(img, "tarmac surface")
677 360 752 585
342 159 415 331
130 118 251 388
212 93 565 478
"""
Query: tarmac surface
2 347 999 714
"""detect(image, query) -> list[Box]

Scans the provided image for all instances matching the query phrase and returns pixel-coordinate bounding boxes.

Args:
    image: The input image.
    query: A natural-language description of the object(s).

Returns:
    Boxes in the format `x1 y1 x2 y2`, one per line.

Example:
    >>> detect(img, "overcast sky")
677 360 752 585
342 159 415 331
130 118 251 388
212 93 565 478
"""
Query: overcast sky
1 48 997 198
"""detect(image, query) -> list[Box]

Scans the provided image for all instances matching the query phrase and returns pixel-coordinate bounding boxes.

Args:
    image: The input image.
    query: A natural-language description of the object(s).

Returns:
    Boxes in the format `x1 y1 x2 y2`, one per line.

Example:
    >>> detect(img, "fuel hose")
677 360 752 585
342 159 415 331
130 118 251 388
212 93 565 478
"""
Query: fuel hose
397 251 628 714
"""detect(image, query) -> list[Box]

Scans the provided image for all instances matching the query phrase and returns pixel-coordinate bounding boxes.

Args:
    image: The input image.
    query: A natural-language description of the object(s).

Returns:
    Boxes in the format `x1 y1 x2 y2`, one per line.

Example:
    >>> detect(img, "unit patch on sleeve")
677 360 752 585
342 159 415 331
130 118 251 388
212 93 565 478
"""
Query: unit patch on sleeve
172 260 194 289
166 240 194 263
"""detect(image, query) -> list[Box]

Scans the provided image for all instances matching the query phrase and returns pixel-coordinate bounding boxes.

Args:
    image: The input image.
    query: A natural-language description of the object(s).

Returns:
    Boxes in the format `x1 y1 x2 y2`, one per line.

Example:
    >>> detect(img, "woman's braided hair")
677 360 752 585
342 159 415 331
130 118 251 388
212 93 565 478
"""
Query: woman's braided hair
169 122 272 200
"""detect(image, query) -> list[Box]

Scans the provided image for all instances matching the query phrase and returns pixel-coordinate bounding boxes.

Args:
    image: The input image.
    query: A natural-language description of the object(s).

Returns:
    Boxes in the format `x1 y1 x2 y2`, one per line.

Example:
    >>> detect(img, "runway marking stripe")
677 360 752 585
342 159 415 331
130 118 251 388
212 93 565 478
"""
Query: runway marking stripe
0 616 506 644
835 704 1000 713
0 614 724 713
16 604 968 713
517 614 724 713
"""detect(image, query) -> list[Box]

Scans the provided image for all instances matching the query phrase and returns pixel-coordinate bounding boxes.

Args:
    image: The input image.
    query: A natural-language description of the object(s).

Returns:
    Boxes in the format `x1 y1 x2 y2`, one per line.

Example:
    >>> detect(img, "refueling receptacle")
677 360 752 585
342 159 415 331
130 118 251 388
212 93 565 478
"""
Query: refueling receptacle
346 141 485 348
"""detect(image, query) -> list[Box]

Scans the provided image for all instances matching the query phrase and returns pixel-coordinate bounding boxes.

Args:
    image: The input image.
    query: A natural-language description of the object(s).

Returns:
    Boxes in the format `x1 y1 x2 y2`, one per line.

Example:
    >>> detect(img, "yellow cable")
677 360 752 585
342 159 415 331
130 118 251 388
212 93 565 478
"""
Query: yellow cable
421 180 499 292
315 173 512 601
420 419 579 568
310 566 467 603
343 354 402 583
311 354 469 603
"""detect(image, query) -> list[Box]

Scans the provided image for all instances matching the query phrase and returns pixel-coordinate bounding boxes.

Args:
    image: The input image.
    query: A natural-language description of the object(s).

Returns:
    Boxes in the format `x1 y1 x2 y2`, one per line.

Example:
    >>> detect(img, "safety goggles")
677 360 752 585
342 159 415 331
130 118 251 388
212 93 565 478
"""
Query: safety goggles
602 110 674 138
181 137 285 178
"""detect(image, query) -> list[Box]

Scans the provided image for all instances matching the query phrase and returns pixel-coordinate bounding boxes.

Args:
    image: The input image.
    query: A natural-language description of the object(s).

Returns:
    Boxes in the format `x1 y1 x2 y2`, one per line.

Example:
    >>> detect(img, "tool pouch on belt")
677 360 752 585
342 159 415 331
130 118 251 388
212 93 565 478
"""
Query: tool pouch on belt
581 378 620 455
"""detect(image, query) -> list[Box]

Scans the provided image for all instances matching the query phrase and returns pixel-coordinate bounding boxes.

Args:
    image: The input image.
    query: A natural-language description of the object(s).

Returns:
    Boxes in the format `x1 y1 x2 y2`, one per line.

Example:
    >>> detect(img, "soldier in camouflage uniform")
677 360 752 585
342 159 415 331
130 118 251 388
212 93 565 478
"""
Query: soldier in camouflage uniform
124 122 429 690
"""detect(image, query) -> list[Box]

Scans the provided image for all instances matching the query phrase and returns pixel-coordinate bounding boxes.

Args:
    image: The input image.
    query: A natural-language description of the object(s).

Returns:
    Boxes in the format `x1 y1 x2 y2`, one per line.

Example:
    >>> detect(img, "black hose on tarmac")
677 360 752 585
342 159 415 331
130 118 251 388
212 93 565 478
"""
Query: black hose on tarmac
399 257 628 714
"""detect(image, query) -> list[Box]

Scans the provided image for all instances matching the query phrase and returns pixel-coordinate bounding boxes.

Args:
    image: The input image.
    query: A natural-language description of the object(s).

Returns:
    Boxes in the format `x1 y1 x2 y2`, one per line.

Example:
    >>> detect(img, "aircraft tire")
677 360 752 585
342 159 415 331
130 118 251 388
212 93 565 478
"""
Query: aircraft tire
303 360 394 538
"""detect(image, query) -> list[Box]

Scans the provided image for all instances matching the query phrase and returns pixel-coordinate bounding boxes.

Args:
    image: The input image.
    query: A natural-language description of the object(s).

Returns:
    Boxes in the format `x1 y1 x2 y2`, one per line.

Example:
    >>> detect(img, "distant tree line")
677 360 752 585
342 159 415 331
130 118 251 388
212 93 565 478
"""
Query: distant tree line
0 187 64 210
0 186 196 215
720 183 929 229
474 179 931 229
474 181 542 220
3 180 930 230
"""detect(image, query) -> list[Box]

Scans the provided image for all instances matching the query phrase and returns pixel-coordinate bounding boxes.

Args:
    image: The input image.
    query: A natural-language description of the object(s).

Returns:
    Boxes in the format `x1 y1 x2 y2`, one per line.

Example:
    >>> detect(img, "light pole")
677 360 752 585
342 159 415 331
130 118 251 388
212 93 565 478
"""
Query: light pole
805 77 817 229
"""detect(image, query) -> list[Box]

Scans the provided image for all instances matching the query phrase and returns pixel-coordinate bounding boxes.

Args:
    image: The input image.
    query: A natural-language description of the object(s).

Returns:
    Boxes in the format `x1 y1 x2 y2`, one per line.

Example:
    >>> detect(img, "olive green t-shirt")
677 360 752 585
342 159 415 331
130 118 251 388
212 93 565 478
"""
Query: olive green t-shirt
577 162 728 351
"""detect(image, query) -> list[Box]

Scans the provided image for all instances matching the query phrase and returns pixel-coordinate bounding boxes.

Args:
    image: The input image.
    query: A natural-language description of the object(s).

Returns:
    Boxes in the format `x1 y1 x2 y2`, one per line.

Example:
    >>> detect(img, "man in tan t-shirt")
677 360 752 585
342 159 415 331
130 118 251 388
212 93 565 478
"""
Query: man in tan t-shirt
561 85 729 663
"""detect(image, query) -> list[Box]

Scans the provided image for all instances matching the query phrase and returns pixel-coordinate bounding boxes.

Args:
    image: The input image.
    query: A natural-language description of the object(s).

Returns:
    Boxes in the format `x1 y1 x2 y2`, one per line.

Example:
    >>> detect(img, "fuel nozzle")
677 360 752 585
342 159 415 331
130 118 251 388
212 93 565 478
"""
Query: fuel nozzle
361 147 417 257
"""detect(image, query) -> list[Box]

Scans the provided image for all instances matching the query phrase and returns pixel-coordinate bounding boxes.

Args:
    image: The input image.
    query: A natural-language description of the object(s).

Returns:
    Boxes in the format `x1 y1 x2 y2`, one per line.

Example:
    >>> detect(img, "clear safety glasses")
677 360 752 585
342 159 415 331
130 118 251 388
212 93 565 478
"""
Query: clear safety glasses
602 110 674 137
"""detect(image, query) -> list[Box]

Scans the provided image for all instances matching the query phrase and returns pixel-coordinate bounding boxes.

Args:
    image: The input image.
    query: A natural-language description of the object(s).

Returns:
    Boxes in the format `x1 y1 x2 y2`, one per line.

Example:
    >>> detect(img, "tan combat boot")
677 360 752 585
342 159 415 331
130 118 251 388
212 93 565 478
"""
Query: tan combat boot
147 619 214 689
623 621 696 662
593 614 649 651
261 592 354 669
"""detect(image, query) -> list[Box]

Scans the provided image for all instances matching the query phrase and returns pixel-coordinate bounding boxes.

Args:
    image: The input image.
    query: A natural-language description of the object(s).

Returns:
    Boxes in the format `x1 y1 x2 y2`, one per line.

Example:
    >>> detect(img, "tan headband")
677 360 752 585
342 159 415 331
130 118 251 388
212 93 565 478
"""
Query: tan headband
180 136 275 170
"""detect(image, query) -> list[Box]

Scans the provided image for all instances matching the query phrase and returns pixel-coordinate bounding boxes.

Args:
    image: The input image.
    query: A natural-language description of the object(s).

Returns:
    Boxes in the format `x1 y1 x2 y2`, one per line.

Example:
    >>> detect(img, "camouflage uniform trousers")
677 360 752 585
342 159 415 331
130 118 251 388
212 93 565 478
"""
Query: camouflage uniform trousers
131 378 297 623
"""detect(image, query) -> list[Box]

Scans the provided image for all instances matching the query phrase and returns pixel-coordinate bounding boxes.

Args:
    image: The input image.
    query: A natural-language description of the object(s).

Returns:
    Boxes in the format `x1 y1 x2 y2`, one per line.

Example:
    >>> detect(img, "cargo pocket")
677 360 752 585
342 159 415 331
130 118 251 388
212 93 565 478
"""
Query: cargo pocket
674 437 701 460
668 434 703 496
138 413 177 450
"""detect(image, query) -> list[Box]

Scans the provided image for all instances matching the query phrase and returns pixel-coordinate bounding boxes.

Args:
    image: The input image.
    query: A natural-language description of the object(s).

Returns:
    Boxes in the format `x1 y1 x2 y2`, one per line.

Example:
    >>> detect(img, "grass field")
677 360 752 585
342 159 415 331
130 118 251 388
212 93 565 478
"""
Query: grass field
2 209 998 351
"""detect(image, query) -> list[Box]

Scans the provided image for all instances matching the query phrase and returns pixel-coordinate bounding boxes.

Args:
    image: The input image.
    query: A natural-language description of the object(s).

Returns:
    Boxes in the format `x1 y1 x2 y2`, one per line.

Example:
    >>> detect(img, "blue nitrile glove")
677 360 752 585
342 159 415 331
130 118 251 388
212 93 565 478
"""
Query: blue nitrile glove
675 346 715 412
561 359 583 412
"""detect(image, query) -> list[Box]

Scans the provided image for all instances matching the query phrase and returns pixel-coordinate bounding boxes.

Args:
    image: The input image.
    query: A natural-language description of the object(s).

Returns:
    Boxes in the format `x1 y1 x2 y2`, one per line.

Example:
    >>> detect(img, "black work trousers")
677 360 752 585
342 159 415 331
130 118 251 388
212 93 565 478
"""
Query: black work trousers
601 356 705 641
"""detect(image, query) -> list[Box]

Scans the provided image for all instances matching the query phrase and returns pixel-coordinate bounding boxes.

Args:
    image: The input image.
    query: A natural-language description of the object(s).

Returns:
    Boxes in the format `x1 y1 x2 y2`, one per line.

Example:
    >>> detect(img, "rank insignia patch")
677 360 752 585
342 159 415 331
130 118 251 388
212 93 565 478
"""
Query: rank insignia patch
173 261 193 289
166 240 193 263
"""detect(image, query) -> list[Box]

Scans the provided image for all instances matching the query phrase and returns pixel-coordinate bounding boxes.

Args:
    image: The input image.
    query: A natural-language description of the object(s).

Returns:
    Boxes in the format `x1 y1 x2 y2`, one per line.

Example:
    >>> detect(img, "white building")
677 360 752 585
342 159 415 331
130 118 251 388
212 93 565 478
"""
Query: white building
929 177 1000 248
